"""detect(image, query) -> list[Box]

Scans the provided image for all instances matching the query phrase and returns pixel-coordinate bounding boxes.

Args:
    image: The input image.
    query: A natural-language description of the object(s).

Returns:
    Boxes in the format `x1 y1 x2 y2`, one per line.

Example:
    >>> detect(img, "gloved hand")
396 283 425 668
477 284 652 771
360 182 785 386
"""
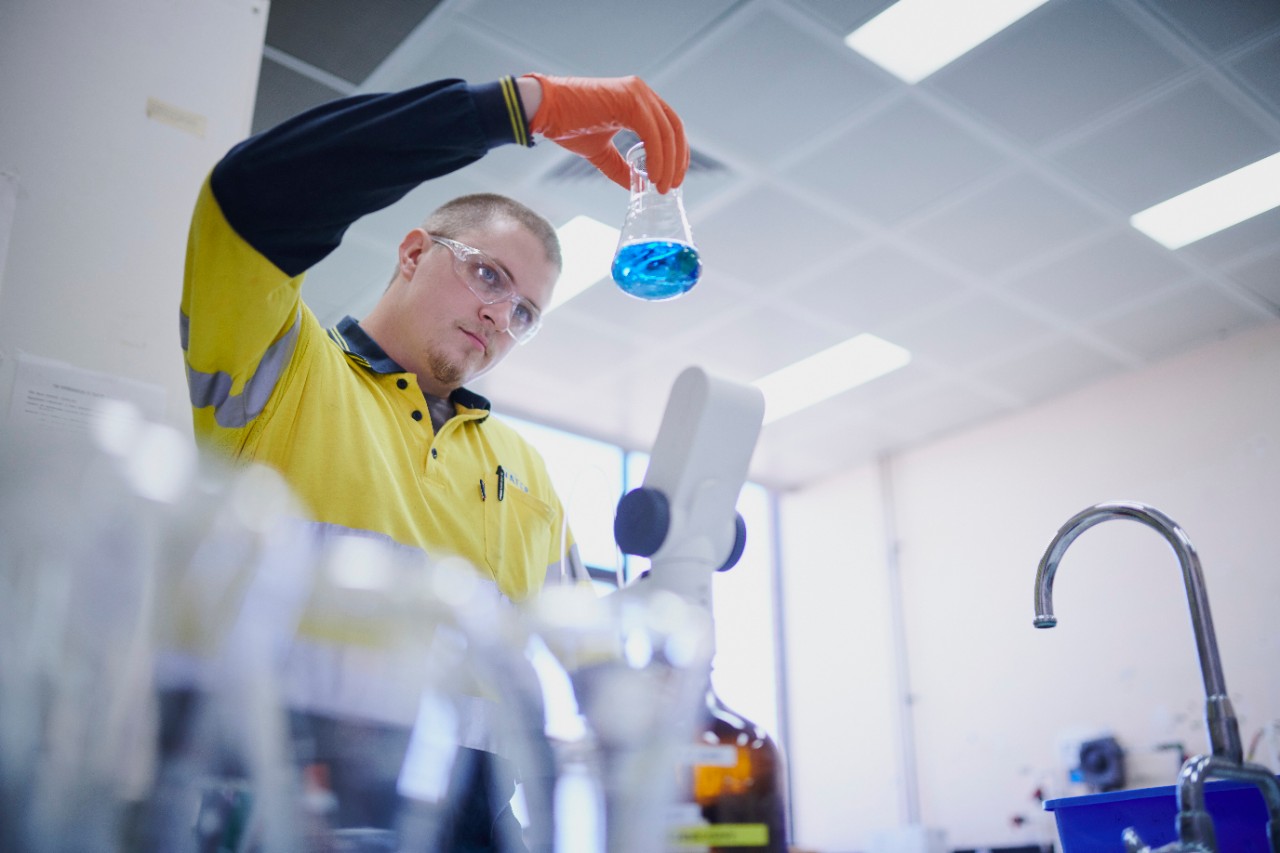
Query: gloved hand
522 73 689 194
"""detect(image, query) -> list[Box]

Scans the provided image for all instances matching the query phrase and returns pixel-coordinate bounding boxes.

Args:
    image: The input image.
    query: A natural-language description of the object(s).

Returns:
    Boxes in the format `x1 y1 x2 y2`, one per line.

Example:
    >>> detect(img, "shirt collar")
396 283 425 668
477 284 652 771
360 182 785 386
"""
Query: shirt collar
330 316 492 413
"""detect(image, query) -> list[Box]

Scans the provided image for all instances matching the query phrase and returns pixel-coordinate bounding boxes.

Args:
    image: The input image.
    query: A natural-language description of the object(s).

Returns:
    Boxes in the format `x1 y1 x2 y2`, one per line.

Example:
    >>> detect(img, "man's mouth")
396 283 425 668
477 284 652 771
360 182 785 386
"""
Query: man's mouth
460 327 488 354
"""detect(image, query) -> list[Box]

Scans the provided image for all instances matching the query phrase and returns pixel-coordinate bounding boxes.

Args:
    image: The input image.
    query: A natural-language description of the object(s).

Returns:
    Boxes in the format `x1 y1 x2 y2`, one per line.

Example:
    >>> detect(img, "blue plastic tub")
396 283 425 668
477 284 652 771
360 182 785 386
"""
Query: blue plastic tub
1044 776 1276 852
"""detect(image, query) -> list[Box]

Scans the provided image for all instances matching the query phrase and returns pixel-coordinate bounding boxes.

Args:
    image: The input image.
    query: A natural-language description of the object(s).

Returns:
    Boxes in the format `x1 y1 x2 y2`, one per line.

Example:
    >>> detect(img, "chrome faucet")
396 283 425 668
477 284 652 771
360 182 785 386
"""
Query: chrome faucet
1033 501 1280 853
1034 500 1241 763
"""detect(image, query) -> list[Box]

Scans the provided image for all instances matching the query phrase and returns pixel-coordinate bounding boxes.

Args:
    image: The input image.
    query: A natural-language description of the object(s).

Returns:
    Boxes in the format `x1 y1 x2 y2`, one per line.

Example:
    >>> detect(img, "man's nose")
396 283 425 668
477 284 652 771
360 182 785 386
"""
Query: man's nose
478 299 514 331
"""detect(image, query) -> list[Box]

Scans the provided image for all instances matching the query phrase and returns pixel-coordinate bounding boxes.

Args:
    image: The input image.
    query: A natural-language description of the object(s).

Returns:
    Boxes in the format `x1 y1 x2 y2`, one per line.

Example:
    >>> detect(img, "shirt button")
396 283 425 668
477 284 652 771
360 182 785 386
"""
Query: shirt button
431 448 438 459
397 378 408 390
411 410 423 421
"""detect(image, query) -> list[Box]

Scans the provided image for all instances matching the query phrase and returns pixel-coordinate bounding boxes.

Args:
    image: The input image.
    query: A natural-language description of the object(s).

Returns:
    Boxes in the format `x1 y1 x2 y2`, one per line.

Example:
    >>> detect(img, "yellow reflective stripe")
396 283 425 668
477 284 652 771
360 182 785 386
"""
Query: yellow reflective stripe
500 76 528 147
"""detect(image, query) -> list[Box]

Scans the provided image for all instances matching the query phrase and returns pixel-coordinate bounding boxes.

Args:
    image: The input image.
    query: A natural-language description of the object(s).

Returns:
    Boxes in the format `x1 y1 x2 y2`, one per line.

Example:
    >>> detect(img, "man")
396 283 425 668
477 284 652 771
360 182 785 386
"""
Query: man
181 73 689 849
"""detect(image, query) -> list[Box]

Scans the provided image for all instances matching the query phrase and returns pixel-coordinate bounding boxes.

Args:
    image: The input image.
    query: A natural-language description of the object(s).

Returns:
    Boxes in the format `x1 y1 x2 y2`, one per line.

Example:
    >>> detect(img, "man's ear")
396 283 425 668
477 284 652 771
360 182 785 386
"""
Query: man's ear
397 228 430 279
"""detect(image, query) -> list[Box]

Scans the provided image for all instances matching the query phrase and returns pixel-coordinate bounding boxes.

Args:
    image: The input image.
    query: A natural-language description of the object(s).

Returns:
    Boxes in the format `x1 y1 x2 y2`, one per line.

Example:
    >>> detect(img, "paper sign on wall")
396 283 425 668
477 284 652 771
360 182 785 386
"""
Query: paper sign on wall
7 351 166 441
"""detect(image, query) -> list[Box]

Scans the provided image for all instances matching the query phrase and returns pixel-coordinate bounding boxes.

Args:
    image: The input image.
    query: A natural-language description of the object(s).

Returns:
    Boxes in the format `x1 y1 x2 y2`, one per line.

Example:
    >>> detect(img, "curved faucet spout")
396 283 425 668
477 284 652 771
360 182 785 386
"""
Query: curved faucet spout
1032 501 1243 764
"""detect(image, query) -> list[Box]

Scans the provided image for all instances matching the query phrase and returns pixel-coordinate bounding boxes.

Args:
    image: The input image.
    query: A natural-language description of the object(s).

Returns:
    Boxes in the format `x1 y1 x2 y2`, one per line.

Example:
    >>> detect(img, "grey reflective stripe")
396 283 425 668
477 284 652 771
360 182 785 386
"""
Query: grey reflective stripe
182 309 301 429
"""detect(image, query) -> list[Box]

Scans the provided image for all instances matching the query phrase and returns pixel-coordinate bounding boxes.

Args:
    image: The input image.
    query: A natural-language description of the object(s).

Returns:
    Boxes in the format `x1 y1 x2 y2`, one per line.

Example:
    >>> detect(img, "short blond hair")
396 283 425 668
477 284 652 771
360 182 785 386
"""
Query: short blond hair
424 193 562 270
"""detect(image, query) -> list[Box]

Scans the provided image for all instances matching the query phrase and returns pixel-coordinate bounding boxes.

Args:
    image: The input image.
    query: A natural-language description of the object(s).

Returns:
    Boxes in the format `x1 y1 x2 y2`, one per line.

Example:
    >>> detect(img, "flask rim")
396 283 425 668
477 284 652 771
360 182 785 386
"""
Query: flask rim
625 141 648 178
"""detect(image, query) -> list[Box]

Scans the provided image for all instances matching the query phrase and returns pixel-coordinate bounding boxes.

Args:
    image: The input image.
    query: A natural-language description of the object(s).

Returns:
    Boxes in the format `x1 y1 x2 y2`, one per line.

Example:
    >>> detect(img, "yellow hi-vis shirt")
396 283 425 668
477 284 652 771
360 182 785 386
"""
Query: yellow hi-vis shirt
181 177 573 605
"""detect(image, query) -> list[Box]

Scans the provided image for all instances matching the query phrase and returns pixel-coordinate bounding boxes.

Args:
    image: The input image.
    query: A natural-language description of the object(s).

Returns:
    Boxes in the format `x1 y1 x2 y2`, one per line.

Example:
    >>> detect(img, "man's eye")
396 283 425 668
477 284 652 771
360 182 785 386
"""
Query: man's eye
472 261 502 289
512 302 534 326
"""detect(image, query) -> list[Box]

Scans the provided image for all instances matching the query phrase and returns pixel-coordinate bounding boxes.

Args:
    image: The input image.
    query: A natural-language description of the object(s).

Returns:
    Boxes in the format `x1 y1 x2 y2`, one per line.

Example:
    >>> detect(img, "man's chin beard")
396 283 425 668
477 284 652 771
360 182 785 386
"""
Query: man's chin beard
427 351 465 389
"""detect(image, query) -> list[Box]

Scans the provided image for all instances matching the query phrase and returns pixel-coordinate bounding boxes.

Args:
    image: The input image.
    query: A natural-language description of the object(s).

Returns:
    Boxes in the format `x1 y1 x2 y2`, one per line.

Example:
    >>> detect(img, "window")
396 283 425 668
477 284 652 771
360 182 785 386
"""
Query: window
503 416 626 591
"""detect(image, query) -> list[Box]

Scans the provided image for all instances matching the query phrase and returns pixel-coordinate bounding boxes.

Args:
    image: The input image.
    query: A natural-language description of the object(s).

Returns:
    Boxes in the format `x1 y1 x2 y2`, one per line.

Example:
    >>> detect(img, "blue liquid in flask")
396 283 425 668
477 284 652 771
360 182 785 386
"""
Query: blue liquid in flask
611 241 702 301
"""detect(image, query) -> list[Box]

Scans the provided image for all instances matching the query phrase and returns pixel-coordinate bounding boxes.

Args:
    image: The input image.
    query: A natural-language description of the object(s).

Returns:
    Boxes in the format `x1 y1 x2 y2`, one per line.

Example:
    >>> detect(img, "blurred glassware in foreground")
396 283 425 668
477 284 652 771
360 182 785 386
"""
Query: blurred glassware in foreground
0 398 725 853
611 142 702 302
0 402 544 852
0 400 309 851
521 582 715 853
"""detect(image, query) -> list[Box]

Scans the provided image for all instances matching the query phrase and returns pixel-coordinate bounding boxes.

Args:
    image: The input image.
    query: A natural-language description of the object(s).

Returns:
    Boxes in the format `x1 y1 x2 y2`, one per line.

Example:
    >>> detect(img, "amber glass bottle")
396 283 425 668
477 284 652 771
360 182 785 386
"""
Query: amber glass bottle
669 680 789 852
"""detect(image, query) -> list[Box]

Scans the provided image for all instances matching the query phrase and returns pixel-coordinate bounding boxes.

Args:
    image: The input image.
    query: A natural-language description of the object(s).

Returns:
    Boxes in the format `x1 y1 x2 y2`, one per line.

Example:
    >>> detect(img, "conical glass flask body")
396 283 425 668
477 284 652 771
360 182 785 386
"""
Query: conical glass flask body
611 142 702 301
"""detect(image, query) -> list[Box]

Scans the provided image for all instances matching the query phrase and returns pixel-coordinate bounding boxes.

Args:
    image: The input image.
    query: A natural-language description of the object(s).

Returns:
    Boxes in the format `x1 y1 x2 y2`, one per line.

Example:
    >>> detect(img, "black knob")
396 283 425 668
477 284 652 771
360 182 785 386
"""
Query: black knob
614 487 670 557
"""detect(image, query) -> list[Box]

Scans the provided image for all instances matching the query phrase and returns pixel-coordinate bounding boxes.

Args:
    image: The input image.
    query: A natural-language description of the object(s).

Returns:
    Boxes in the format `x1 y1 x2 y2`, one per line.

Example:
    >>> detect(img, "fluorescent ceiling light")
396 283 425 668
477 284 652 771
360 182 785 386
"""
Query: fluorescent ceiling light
548 215 619 313
844 0 1051 84
754 333 912 425
1130 151 1280 250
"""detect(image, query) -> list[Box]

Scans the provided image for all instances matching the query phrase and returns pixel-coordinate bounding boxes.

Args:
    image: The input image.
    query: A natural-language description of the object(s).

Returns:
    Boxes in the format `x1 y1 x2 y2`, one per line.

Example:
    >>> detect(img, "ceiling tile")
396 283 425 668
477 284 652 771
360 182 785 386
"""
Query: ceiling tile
758 357 938 435
1230 35 1280 113
554 272 743 340
1136 0 1280 54
1002 230 1195 322
668 7 891 167
927 0 1190 145
816 359 940 415
1051 79 1280 211
905 172 1108 277
1090 280 1267 361
784 95 1007 225
362 14 543 91
889 292 1059 368
513 310 642 381
1225 248 1280 311
782 0 896 39
265 0 443 85
694 183 865 292
458 0 743 77
685 303 854 381
976 335 1127 406
786 243 969 336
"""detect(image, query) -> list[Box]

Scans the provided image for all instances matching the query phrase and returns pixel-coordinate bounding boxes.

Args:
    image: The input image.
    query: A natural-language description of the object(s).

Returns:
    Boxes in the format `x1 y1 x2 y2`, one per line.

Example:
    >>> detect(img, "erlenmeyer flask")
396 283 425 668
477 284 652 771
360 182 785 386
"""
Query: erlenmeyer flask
611 142 702 301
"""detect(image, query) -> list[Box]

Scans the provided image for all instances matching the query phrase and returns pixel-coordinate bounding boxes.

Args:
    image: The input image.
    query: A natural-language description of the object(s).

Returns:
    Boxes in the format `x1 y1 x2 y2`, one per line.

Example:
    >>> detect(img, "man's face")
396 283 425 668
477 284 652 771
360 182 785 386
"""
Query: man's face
392 219 558 396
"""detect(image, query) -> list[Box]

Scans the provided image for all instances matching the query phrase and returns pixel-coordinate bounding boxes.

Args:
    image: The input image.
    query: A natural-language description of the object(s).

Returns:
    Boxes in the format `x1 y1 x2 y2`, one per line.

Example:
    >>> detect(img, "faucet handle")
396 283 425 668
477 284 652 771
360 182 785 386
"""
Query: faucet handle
1122 827 1151 852
1122 827 1212 852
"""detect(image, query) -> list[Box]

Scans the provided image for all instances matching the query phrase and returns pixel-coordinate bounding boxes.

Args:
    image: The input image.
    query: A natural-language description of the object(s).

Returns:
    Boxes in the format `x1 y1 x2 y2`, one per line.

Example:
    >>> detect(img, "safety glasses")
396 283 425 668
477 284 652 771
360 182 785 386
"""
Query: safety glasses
430 236 542 343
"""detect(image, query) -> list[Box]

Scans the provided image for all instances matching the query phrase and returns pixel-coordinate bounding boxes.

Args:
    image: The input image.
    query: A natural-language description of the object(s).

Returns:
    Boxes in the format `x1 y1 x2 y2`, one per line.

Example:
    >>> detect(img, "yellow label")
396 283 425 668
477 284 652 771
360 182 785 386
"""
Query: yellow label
672 823 768 846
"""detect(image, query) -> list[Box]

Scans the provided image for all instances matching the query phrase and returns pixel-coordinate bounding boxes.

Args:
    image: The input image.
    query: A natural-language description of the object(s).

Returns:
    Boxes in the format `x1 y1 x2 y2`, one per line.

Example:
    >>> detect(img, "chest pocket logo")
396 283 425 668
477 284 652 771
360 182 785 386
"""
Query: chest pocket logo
483 481 553 601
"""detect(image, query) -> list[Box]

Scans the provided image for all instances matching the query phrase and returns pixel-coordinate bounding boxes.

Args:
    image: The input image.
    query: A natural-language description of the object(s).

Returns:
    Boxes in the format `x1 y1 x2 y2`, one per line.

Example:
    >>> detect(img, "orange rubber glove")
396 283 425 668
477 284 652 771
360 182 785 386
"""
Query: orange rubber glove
523 73 689 194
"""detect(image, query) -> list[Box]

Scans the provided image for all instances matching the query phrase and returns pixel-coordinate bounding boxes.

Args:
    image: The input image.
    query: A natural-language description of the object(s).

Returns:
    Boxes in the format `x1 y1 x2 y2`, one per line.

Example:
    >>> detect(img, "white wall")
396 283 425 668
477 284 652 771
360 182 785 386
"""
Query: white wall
0 0 267 434
780 320 1280 852
780 463 904 852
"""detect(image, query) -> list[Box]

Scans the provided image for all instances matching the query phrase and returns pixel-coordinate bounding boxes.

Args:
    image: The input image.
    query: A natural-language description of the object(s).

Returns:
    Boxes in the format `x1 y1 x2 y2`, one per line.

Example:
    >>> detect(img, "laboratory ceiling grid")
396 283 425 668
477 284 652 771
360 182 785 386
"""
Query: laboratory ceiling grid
252 0 1280 490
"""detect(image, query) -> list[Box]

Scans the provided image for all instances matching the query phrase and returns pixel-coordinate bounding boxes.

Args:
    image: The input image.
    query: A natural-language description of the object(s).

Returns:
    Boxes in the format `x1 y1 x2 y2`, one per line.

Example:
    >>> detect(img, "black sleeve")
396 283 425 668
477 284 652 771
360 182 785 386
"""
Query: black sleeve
210 77 532 277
